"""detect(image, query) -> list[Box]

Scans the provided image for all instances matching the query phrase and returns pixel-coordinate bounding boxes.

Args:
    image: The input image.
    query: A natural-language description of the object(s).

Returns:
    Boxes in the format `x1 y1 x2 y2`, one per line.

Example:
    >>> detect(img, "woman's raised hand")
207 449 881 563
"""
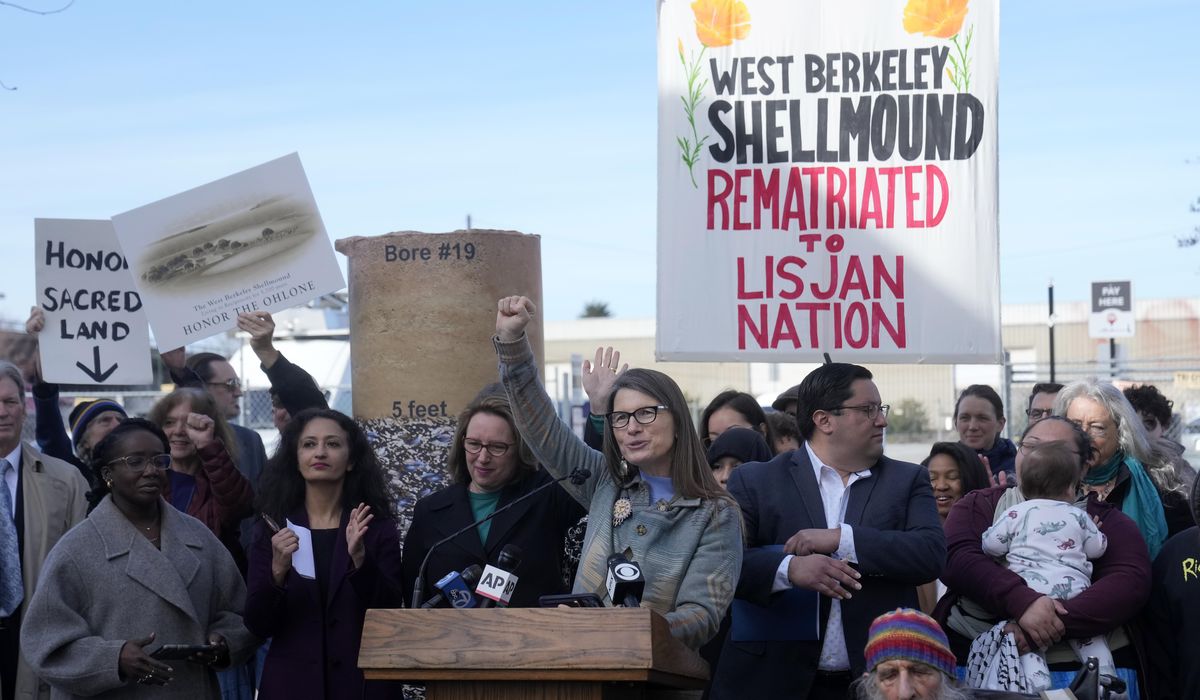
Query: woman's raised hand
25 306 45 335
184 412 215 450
496 296 536 342
346 503 374 570
582 346 628 415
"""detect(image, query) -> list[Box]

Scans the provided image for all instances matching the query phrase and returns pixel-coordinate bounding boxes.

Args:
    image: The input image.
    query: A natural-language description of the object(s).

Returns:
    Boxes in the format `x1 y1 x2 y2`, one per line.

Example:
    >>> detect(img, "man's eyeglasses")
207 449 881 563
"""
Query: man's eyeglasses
1026 408 1054 420
608 405 668 429
206 378 242 392
106 454 172 473
831 403 889 420
463 438 511 457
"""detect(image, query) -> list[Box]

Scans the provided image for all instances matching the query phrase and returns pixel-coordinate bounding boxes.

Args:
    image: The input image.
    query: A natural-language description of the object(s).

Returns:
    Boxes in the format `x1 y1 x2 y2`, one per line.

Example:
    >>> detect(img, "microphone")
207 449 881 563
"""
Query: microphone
476 544 523 608
420 564 484 609
410 467 590 608
606 553 645 608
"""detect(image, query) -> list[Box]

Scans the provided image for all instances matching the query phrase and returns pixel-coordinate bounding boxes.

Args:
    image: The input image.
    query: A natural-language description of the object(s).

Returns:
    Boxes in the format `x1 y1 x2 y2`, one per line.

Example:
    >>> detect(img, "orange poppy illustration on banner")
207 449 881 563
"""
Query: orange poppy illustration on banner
677 0 751 188
693 0 751 47
904 0 973 91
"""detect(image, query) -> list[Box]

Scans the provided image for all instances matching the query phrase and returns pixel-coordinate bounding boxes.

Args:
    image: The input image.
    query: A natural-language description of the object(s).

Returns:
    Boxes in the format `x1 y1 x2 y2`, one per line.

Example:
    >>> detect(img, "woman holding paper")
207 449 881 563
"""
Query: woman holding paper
244 408 403 700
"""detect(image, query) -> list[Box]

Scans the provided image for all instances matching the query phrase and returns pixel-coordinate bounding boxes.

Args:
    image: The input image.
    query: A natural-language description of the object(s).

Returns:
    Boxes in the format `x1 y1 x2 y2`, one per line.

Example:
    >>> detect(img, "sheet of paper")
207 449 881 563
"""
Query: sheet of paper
285 518 316 580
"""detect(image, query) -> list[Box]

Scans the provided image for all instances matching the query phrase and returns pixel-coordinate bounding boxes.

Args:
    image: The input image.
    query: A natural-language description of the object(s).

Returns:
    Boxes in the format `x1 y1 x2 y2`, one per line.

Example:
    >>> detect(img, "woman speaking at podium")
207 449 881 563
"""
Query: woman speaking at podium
493 296 743 649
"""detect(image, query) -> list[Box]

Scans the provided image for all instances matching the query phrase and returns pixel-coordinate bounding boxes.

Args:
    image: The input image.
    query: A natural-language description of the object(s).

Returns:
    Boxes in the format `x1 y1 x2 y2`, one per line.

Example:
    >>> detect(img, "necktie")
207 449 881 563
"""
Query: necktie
0 458 23 617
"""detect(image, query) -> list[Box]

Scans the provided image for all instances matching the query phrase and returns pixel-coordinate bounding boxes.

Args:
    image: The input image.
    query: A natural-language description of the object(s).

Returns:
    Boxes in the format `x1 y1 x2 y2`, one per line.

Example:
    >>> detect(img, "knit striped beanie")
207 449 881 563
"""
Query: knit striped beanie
69 400 127 447
864 608 955 679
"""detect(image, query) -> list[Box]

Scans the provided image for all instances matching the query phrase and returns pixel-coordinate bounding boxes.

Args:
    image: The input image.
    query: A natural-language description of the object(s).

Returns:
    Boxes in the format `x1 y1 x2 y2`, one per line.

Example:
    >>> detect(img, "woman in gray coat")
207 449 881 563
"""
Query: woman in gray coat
21 419 257 698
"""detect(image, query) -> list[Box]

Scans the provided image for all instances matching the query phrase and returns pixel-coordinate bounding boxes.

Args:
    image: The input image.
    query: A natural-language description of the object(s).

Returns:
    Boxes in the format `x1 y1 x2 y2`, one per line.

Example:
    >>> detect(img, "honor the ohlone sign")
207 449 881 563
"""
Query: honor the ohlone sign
657 0 1000 362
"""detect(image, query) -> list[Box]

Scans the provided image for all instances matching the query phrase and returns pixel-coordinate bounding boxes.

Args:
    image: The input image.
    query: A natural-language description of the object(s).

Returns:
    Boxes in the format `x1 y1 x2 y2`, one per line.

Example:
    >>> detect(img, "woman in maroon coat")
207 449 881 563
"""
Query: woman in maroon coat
245 408 404 700
937 416 1152 692
148 388 254 570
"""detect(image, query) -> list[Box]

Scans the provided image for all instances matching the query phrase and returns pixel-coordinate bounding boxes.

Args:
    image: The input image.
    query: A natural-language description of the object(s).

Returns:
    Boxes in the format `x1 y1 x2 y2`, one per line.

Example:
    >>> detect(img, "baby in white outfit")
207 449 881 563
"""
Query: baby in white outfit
982 441 1113 689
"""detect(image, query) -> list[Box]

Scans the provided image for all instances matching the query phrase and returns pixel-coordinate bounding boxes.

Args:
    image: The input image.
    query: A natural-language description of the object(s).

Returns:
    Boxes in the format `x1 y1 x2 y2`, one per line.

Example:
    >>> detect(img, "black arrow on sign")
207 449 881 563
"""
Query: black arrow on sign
76 345 118 383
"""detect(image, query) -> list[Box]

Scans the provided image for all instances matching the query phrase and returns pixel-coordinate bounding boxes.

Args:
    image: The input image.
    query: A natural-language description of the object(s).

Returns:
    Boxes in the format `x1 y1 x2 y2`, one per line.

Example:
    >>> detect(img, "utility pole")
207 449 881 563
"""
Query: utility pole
1048 282 1057 383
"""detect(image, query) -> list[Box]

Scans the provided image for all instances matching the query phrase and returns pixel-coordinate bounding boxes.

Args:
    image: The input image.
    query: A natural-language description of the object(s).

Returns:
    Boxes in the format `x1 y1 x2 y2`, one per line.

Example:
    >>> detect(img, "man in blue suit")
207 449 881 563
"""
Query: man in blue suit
709 363 945 700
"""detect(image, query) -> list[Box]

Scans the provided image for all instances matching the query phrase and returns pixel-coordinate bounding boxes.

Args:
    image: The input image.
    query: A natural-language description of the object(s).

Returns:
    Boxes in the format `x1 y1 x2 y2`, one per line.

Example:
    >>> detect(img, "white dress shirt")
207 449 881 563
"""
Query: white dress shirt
772 442 872 671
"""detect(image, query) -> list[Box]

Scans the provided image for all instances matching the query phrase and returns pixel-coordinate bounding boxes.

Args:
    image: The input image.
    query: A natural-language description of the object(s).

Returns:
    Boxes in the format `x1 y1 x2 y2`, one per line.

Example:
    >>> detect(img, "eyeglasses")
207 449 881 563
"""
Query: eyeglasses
206 378 242 392
1069 420 1111 439
463 438 511 457
106 454 172 473
1026 408 1054 420
831 403 889 420
607 405 668 429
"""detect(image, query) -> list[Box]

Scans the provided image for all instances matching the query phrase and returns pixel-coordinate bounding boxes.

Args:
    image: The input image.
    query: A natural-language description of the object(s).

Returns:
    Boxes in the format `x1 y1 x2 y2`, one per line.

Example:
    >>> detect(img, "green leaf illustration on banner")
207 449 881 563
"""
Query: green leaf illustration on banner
902 0 973 92
679 0 751 188
678 41 709 189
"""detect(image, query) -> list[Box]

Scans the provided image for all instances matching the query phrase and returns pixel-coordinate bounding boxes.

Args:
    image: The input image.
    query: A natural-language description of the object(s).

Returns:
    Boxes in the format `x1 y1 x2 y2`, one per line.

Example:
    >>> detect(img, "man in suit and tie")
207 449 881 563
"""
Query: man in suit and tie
0 360 89 699
710 362 945 700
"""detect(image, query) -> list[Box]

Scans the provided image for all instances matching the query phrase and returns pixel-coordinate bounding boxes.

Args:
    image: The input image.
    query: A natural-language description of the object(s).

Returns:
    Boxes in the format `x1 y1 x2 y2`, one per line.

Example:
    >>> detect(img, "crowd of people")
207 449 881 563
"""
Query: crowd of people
1 295 1197 700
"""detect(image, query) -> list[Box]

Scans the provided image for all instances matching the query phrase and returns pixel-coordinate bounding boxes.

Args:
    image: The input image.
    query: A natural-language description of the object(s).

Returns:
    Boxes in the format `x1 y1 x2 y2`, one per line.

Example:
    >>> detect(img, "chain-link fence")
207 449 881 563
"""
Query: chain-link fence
32 385 353 449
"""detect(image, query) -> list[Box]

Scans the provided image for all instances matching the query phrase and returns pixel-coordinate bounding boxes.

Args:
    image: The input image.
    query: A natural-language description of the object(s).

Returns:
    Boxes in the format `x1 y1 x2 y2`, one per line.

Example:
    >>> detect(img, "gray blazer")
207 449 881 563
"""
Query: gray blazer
20 496 258 699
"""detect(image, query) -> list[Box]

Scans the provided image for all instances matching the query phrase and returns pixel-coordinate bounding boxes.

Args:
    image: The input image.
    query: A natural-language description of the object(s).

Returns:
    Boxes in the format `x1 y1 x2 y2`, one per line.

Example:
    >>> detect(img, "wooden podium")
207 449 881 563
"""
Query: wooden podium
358 607 710 700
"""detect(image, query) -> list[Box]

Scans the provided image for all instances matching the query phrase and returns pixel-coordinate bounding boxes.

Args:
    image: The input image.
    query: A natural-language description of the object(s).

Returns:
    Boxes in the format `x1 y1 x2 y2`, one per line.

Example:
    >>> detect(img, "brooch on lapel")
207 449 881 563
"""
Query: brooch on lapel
612 498 633 527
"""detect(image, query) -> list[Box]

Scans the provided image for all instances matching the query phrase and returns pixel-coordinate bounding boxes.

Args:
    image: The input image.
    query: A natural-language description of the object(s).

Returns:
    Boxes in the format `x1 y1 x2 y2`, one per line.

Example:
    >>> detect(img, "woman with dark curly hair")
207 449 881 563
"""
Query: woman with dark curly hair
244 408 403 700
921 442 991 524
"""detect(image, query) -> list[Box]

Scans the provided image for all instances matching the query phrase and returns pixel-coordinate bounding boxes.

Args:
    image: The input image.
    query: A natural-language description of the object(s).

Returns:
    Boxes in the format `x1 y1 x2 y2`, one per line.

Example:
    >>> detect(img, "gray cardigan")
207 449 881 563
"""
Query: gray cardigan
496 334 742 649
20 497 258 699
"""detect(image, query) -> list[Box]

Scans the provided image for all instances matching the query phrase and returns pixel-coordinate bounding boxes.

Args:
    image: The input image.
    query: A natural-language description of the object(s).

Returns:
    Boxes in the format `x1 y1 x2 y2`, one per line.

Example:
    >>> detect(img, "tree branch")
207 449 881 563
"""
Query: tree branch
0 0 74 14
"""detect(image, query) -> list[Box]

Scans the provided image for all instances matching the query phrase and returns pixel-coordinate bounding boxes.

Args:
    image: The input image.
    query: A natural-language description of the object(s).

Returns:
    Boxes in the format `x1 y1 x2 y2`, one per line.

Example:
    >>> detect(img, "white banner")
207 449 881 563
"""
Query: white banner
112 153 346 349
657 0 1000 362
34 219 153 385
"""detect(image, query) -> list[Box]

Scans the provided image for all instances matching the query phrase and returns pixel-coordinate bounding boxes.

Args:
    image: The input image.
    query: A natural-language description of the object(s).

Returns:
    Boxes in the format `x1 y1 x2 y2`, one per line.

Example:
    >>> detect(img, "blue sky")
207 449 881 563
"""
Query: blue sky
1 0 1197 326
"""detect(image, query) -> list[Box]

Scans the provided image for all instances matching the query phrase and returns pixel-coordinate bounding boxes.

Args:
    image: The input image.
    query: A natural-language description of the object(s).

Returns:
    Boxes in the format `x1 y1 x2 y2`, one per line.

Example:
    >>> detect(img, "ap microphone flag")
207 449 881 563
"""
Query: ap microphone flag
475 565 519 606
476 544 523 608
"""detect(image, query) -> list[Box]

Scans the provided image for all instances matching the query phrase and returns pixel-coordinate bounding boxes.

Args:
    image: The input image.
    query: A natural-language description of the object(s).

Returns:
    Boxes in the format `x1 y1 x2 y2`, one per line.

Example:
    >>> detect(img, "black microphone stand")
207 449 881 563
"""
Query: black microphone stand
410 466 591 609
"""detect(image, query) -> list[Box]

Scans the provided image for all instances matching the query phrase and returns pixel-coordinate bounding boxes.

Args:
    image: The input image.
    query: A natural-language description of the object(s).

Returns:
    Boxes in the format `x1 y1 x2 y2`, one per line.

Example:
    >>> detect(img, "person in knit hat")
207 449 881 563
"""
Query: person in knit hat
855 608 965 700
68 399 127 463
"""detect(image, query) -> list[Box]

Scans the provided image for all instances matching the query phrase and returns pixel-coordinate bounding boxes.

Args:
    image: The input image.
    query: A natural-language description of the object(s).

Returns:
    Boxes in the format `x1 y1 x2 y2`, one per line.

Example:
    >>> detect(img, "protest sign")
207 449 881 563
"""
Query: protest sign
34 219 153 385
657 0 1000 362
111 153 346 349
